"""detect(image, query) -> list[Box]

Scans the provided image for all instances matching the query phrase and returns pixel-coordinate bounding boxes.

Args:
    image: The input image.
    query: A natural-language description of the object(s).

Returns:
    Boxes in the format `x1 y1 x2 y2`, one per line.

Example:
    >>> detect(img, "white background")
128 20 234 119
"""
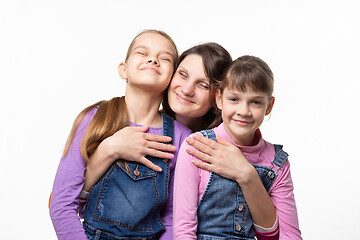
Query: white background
1 0 359 239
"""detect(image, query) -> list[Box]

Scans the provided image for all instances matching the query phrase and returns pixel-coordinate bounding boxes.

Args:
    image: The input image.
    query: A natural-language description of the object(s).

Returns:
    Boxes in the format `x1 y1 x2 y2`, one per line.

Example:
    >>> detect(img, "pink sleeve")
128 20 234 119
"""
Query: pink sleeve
173 136 200 240
269 160 302 240
49 109 96 240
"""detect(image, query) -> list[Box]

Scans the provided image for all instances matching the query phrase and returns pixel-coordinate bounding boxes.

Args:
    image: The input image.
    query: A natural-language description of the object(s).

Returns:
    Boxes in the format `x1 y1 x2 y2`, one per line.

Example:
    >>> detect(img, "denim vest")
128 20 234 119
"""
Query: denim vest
196 129 288 240
83 113 174 240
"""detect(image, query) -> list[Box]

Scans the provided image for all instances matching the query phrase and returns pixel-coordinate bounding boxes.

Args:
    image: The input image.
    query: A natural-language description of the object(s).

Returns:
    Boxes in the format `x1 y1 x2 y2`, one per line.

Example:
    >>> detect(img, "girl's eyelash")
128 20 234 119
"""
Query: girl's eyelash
252 100 263 105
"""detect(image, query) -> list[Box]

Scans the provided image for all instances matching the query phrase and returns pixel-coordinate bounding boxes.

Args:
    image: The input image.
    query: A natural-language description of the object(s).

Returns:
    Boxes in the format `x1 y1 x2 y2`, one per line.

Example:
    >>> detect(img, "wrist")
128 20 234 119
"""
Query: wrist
101 136 121 162
236 164 258 186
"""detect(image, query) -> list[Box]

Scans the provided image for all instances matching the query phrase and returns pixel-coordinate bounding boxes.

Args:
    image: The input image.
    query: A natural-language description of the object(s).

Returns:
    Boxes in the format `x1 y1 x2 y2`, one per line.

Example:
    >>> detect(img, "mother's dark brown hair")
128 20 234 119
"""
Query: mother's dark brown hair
162 42 232 132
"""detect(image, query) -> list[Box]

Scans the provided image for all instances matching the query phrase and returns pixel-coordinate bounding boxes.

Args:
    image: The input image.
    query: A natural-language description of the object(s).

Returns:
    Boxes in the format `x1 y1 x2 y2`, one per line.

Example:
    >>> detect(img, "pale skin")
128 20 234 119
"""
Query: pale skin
83 52 277 229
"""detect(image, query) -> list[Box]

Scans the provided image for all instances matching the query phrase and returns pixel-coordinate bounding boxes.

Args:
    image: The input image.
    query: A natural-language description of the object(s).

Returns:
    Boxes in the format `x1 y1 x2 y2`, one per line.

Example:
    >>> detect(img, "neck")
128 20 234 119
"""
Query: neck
175 114 203 132
125 87 163 127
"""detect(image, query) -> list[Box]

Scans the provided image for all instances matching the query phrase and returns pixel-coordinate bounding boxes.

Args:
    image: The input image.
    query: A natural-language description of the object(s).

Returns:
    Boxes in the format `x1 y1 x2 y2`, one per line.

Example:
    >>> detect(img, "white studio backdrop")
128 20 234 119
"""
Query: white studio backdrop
1 0 359 239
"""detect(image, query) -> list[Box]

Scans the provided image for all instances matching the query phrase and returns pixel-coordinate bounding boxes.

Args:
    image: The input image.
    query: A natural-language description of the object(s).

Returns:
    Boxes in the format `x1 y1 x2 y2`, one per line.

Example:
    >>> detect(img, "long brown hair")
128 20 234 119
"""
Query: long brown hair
162 42 232 131
63 30 178 162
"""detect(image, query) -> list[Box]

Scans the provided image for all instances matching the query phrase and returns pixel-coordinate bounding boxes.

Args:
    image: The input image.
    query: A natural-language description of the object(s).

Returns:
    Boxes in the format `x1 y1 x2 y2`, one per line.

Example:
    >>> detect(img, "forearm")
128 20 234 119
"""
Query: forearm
83 138 116 191
239 167 276 228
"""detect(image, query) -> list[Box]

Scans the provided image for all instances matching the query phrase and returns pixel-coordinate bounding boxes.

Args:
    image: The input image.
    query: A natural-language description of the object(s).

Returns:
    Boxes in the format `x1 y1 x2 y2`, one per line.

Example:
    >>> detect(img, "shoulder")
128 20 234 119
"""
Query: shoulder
77 107 98 134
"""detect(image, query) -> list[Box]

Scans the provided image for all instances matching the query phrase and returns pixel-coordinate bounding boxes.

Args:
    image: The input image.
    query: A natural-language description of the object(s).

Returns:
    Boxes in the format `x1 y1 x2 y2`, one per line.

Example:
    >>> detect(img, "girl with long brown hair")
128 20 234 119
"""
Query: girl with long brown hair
49 30 191 240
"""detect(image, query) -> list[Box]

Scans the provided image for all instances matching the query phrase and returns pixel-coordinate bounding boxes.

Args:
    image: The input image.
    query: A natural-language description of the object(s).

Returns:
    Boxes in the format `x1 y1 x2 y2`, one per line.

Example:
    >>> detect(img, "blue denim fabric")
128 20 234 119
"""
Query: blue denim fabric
196 129 288 240
83 113 174 240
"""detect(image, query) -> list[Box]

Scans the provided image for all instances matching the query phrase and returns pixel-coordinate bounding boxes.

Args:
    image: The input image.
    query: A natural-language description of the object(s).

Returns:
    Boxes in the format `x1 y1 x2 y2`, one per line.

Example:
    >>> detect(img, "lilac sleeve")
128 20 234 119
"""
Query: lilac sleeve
269 160 302 240
49 109 97 240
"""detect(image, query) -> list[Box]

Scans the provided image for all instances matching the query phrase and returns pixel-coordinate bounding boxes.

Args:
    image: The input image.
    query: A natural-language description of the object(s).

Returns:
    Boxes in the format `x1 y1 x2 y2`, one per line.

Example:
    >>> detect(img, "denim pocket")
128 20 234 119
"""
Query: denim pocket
116 160 157 180
91 160 161 232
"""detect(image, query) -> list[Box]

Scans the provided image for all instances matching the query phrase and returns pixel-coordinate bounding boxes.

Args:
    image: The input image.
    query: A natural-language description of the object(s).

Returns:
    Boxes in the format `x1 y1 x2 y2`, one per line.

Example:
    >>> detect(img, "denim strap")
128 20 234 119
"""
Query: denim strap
161 113 174 144
200 129 217 141
272 144 289 168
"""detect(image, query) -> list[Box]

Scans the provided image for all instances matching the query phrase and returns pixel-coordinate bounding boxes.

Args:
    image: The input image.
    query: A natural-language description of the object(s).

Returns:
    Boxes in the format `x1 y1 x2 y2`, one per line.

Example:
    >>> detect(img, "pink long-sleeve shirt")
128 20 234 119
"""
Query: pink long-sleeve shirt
49 108 191 240
173 123 302 240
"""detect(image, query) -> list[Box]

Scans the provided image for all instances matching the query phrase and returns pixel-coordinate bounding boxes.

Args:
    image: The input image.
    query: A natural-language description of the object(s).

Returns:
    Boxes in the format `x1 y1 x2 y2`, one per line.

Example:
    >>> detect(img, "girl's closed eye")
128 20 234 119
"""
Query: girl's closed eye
136 51 147 56
160 57 172 63
159 54 172 63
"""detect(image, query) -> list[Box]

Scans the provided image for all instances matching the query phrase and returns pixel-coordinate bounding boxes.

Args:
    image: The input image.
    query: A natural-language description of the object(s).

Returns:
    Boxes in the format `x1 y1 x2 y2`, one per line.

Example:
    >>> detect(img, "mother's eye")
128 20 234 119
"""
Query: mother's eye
198 82 209 89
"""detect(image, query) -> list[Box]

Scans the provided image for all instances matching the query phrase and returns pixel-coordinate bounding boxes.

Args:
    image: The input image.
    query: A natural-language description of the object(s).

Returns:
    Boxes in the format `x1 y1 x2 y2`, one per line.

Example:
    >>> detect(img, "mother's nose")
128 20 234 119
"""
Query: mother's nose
181 82 195 96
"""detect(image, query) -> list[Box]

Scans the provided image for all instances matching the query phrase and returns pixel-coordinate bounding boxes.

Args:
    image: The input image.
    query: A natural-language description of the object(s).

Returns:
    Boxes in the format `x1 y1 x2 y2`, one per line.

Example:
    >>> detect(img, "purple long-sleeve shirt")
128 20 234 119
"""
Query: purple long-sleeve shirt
49 108 191 240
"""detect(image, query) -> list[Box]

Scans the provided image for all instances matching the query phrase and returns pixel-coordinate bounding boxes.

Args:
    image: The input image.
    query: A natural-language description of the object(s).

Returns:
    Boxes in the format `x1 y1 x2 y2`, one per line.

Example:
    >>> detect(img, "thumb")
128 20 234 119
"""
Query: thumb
133 125 149 132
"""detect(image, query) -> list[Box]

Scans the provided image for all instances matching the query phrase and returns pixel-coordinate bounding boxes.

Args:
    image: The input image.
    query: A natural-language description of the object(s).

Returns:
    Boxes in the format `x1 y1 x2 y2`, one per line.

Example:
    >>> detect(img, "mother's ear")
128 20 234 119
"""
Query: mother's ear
265 97 275 115
118 62 127 80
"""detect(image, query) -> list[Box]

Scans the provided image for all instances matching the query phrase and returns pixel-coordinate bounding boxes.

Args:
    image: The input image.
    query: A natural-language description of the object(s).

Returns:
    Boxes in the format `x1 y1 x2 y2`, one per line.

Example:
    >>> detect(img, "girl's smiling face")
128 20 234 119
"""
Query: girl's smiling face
119 32 176 93
216 87 275 146
167 54 212 125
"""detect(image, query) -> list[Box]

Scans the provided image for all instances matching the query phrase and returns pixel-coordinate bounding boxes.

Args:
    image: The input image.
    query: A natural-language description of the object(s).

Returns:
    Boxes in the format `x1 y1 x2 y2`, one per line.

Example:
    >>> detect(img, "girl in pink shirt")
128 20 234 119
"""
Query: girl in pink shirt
173 55 302 239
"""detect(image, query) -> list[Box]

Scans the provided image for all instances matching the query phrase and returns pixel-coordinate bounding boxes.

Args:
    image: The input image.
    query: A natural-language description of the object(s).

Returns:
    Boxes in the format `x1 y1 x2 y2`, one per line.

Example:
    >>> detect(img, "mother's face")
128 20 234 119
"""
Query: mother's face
167 54 212 121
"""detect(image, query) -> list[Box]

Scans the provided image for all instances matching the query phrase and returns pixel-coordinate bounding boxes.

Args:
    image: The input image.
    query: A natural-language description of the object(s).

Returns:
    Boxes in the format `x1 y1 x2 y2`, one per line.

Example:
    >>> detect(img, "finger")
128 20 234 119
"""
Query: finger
215 135 233 147
147 141 176 152
144 133 172 143
186 147 212 163
140 157 163 172
191 159 212 172
146 148 174 159
186 136 214 155
192 134 218 149
130 125 149 132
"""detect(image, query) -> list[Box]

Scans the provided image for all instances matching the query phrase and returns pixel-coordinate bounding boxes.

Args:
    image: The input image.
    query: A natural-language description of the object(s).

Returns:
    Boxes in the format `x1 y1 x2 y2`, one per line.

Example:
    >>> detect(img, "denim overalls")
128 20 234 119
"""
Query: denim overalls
196 129 288 240
83 113 174 240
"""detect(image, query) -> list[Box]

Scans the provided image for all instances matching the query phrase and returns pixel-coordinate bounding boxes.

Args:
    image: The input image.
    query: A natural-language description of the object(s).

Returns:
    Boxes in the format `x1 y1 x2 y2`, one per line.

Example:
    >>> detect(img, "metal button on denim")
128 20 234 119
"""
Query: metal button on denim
163 159 168 163
235 224 242 231
134 169 140 176
268 171 275 179
237 205 244 211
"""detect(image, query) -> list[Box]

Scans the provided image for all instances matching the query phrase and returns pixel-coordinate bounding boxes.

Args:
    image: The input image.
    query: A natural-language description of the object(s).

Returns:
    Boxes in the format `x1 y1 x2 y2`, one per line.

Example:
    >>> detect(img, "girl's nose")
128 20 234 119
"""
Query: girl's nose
237 103 251 116
147 57 158 65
